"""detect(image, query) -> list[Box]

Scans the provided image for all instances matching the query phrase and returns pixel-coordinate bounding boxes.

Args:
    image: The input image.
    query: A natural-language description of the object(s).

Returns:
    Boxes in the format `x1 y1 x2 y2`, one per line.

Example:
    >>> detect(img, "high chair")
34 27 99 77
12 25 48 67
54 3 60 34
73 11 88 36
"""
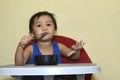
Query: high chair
26 35 92 80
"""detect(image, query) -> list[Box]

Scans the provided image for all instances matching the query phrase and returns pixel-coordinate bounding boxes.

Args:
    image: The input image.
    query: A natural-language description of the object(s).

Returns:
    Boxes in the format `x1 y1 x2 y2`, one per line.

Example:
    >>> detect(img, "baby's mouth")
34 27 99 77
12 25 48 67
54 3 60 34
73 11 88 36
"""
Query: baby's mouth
40 32 48 39
31 32 48 40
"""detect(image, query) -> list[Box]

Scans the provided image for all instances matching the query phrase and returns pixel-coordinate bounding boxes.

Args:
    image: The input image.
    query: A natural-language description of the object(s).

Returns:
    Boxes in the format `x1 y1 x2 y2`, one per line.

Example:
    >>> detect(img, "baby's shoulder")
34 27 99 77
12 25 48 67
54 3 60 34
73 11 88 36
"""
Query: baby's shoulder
57 42 63 46
57 43 66 49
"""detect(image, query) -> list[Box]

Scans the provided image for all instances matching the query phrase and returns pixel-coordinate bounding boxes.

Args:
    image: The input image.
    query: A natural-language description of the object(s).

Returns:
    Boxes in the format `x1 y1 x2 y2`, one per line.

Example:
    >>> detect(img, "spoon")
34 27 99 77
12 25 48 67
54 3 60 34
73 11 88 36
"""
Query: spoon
32 32 48 40
40 32 48 39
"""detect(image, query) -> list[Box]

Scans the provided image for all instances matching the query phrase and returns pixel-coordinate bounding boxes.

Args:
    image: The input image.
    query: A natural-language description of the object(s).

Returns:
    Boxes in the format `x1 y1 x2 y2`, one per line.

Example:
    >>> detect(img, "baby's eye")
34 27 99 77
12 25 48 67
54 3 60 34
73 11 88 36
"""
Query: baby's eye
36 24 41 27
47 23 51 26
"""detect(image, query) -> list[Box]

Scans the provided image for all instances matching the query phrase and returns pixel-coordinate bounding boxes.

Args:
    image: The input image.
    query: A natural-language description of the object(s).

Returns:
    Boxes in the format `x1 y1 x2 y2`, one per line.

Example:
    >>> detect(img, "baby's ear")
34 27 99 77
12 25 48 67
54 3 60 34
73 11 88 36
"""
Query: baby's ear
30 33 35 38
54 31 57 35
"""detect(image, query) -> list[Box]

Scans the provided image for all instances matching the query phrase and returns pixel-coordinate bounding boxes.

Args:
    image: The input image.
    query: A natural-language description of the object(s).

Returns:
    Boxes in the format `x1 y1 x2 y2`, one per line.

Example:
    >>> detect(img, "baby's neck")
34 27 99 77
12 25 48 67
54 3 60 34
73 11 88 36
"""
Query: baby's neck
37 41 52 48
37 41 53 55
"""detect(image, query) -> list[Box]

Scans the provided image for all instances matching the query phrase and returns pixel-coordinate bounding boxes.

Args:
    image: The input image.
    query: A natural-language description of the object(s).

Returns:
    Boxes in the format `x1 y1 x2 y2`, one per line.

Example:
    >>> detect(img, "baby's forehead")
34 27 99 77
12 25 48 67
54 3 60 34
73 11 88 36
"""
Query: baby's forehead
33 15 53 23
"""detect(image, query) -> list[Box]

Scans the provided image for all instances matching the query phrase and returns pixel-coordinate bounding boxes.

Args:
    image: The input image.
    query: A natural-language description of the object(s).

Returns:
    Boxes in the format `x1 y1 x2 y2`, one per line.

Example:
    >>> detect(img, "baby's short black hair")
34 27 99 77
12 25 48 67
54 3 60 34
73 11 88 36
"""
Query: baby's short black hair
29 11 57 33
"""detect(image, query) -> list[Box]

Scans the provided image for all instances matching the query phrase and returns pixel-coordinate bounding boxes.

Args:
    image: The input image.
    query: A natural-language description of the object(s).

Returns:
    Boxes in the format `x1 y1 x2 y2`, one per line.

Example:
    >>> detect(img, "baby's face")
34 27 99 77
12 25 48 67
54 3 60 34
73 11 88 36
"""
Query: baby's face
32 15 56 41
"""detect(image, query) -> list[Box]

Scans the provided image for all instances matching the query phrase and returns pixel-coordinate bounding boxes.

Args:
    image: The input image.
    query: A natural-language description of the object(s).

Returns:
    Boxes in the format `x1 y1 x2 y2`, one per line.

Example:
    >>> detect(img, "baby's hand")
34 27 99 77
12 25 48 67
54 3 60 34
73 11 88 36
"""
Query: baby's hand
68 40 86 57
72 40 86 50
19 34 33 48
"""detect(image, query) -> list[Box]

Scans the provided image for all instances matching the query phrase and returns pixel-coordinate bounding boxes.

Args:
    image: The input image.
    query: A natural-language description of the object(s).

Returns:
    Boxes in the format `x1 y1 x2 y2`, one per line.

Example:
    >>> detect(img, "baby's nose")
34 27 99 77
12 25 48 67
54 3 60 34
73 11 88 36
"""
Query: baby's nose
42 26 47 30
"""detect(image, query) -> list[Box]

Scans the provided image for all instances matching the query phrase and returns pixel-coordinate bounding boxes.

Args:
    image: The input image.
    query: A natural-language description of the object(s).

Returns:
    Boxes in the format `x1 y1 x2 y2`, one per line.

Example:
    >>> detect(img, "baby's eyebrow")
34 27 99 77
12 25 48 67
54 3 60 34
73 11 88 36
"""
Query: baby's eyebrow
34 21 53 25
34 22 41 24
46 21 53 23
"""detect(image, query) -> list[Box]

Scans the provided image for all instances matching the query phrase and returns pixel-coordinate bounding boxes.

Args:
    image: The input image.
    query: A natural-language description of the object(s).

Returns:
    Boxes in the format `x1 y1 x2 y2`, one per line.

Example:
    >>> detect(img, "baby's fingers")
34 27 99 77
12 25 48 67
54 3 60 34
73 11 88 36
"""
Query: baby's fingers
76 40 86 49
20 35 33 48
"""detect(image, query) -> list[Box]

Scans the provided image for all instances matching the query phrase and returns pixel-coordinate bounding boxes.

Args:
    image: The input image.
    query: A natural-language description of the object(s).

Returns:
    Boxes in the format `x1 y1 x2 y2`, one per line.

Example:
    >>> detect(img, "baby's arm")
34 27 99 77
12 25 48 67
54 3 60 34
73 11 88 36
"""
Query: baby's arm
59 40 86 60
15 35 33 66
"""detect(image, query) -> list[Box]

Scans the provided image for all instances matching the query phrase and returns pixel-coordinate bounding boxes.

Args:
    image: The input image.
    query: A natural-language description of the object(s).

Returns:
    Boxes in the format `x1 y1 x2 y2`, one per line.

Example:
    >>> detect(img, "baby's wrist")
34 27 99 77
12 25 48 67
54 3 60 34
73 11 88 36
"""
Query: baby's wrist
67 50 76 57
71 45 79 50
18 43 25 49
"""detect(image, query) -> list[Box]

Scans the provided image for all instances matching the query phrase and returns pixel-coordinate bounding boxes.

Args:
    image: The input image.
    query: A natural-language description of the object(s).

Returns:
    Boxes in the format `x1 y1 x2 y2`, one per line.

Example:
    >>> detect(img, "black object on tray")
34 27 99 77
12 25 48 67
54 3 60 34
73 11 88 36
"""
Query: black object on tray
34 55 58 65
